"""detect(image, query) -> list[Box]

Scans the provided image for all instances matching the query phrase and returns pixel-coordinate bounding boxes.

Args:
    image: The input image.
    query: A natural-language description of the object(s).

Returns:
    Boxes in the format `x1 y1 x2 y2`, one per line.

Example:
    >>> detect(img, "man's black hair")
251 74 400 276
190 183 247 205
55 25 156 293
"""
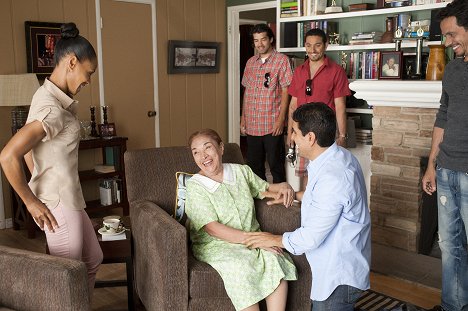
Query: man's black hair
438 0 468 30
250 24 275 45
292 103 336 148
304 28 328 45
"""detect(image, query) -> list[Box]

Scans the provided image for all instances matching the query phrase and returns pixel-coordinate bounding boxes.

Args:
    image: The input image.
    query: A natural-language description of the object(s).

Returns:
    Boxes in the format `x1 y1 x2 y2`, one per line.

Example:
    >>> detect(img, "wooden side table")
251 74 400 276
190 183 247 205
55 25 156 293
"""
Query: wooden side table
95 217 135 311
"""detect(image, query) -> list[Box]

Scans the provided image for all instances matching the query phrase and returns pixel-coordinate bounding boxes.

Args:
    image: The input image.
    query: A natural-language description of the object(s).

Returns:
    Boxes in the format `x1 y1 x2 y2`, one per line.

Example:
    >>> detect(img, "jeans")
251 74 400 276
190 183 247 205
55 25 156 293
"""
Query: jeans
436 166 468 311
311 285 362 311
246 134 286 183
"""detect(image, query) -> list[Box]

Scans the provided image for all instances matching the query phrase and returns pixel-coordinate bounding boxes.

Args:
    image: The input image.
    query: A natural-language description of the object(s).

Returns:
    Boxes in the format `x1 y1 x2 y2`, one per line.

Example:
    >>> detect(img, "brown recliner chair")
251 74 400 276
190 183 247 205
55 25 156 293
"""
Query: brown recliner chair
0 245 89 311
125 143 311 311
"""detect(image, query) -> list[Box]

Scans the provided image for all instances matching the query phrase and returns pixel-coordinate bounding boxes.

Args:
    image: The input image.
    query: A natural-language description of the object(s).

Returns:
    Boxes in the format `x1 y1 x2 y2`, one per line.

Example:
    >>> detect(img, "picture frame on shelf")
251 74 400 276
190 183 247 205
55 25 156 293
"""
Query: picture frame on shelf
379 51 403 80
167 40 220 74
99 123 117 138
25 21 62 79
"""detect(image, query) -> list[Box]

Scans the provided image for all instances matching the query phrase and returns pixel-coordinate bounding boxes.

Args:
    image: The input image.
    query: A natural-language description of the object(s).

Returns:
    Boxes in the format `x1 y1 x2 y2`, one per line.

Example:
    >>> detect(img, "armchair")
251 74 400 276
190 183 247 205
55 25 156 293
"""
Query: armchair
125 143 311 311
0 245 89 311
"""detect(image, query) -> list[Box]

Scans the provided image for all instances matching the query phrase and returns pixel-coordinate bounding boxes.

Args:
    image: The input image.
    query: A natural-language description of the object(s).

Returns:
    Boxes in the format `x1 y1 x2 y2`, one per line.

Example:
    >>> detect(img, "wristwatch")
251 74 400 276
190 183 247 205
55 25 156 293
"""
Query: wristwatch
338 133 348 140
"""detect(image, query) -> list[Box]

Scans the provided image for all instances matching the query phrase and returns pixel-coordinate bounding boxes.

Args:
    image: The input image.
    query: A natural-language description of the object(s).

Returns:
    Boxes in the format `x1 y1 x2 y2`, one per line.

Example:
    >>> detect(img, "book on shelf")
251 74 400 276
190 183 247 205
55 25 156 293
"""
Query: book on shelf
281 1 299 8
349 3 374 11
351 32 383 40
281 8 299 14
406 31 430 38
295 20 338 47
384 0 411 7
348 51 380 80
281 22 298 48
349 39 376 45
303 0 327 16
384 0 410 3
280 0 302 17
94 165 116 173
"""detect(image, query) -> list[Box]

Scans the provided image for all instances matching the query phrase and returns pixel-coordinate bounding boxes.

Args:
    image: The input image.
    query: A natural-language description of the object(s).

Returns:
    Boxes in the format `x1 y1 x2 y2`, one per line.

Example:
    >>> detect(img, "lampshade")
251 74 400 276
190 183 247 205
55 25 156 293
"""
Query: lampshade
0 74 39 107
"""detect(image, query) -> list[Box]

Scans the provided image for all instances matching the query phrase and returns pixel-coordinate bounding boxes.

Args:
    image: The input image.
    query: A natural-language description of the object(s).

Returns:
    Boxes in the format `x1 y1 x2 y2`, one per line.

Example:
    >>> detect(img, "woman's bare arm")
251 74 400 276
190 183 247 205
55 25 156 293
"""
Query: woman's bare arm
0 121 58 231
204 221 246 244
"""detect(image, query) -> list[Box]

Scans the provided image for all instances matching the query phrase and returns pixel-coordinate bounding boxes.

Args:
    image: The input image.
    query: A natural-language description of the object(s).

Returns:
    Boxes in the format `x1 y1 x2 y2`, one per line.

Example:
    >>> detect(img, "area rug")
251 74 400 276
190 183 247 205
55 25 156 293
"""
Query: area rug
355 289 426 311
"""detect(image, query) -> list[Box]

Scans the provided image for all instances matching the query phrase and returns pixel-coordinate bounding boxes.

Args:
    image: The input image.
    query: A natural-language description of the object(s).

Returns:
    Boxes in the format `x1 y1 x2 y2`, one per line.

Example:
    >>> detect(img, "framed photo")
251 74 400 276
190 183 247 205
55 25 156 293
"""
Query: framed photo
379 51 403 79
25 21 62 79
402 52 429 80
98 123 117 138
167 40 220 74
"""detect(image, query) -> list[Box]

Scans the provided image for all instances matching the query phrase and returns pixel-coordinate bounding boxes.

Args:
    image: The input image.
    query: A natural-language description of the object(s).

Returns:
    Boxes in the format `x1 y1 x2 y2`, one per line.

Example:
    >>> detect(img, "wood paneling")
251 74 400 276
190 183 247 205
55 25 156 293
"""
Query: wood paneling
0 0 228 217
157 0 227 146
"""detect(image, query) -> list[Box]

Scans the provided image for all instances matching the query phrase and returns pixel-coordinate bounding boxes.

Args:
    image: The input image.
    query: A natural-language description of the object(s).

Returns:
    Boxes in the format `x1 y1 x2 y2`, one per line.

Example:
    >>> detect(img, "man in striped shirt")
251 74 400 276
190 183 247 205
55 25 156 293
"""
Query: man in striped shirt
241 24 293 183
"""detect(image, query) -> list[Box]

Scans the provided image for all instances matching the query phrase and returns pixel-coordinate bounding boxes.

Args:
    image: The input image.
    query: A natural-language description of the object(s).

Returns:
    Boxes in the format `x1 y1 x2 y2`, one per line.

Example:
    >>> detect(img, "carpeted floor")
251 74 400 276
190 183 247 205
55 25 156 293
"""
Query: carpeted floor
355 290 426 311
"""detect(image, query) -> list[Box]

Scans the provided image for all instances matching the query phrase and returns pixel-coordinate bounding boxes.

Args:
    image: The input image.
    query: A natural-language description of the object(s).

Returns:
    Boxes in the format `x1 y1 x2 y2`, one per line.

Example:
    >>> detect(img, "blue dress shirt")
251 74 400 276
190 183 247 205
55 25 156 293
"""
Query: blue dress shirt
282 143 371 301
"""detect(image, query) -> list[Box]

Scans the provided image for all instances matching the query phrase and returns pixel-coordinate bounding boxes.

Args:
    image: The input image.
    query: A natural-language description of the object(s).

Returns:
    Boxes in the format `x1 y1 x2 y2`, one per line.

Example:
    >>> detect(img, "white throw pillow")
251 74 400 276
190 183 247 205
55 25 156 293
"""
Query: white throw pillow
174 171 193 222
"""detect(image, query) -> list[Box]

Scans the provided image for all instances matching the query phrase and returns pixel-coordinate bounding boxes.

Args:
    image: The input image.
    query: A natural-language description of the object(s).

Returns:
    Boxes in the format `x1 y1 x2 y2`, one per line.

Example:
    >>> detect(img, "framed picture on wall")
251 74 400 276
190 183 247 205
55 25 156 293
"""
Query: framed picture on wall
25 21 62 79
379 51 403 79
167 40 220 74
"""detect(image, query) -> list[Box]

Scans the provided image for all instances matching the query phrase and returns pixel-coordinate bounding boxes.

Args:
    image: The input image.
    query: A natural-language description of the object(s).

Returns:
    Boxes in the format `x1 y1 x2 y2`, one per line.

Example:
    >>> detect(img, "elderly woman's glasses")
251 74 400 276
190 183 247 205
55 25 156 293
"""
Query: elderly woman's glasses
305 79 312 96
264 72 271 88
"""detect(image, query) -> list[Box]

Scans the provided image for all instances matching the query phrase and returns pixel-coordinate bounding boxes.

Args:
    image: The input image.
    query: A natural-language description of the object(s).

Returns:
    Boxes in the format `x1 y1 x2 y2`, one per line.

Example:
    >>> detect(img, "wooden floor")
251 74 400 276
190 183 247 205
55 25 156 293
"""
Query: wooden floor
0 227 441 310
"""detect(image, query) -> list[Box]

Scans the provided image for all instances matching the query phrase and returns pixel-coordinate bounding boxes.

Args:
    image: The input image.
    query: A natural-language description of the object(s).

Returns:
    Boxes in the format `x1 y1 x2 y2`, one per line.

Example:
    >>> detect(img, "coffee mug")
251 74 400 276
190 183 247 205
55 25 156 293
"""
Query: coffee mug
103 218 120 233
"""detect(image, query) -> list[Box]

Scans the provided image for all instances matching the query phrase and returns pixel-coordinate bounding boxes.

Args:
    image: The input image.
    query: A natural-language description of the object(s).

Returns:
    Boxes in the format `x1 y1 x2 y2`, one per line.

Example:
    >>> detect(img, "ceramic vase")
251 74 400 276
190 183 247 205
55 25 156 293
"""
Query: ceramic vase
425 44 446 80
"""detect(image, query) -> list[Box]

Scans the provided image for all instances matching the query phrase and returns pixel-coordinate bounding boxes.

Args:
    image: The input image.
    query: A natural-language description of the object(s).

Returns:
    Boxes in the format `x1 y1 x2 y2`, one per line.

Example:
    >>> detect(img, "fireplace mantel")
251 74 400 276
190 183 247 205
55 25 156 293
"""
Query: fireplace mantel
349 80 442 109
348 80 442 253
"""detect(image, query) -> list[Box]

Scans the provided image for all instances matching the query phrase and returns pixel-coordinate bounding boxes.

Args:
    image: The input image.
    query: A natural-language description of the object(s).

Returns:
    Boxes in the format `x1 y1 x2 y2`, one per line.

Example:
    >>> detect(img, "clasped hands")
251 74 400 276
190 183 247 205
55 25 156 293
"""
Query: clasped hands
242 231 284 254
243 182 293 254
262 182 295 208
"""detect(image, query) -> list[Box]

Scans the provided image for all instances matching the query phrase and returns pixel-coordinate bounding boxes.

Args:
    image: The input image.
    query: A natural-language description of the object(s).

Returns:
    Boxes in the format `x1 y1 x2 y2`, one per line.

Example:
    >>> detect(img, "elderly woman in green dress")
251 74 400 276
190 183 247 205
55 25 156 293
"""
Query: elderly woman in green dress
185 129 297 311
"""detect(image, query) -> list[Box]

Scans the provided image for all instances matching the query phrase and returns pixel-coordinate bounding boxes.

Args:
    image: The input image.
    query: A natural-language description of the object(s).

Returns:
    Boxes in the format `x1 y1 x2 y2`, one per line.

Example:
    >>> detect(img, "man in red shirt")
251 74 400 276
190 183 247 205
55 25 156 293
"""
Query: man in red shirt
241 24 293 183
287 28 350 183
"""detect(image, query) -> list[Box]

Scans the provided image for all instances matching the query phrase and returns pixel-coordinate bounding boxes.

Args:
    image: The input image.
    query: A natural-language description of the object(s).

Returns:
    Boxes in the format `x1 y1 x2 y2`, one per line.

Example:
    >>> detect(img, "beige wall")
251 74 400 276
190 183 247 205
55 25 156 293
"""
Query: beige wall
157 0 227 146
0 0 227 219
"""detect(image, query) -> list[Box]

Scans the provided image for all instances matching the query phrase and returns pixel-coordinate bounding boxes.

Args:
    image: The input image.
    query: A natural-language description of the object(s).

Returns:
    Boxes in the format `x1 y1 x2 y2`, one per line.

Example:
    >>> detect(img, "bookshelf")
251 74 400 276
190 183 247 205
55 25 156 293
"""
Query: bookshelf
79 137 129 216
277 2 449 52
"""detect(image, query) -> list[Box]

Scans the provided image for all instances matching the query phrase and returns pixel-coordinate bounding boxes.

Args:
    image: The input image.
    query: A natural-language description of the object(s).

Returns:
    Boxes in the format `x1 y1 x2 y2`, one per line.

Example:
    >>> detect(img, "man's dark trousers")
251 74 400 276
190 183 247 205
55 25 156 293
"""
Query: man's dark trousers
246 133 286 183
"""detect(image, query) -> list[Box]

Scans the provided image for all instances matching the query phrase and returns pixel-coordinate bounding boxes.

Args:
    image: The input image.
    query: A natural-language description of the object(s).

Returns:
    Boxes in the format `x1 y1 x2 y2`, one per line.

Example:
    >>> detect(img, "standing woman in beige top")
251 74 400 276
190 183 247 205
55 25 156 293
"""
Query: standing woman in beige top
0 23 103 300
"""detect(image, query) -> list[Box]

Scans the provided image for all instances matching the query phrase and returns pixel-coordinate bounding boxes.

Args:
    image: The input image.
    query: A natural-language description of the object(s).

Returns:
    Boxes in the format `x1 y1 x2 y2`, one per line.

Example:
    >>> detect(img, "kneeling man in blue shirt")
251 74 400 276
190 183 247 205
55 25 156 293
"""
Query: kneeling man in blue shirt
244 103 371 310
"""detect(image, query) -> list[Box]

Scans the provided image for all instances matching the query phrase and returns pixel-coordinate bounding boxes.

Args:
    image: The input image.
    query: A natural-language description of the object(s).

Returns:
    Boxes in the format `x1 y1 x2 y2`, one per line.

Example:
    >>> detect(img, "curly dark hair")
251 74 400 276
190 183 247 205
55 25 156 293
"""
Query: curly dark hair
249 24 275 45
438 0 468 30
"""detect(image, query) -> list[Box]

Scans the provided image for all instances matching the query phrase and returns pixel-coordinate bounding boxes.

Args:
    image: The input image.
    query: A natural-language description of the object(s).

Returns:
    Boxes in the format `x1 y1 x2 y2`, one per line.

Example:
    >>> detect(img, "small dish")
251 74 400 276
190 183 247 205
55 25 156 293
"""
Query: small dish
98 227 126 236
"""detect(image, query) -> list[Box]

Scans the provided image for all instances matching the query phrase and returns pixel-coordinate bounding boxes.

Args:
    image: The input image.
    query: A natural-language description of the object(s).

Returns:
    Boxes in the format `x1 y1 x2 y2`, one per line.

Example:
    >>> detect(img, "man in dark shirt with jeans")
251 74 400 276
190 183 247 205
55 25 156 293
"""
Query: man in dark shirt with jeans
422 1 468 310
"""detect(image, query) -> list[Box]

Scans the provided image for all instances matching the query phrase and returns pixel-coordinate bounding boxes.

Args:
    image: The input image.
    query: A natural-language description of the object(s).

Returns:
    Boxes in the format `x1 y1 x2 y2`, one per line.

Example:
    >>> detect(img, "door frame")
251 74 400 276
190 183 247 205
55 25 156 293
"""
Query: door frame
227 1 276 145
95 0 160 146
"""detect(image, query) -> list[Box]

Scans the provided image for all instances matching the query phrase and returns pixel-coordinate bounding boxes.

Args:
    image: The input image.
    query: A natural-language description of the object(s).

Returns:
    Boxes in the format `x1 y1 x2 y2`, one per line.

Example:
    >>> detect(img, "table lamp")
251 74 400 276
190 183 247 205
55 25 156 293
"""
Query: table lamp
0 74 40 134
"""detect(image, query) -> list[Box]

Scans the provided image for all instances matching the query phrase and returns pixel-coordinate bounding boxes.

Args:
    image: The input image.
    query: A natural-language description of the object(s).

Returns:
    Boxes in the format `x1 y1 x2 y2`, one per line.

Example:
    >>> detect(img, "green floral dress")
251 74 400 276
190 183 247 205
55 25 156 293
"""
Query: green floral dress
185 163 297 310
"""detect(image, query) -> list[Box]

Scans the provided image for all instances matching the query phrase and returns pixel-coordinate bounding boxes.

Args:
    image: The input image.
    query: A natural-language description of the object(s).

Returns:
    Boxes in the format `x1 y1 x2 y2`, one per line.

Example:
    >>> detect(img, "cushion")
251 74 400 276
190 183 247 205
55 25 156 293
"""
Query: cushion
174 171 193 222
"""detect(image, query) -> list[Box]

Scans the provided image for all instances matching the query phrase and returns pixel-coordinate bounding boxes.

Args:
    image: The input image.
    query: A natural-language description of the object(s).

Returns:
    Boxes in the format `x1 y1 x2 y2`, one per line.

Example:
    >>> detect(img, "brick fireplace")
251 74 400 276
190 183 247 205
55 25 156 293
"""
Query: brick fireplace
350 80 442 253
